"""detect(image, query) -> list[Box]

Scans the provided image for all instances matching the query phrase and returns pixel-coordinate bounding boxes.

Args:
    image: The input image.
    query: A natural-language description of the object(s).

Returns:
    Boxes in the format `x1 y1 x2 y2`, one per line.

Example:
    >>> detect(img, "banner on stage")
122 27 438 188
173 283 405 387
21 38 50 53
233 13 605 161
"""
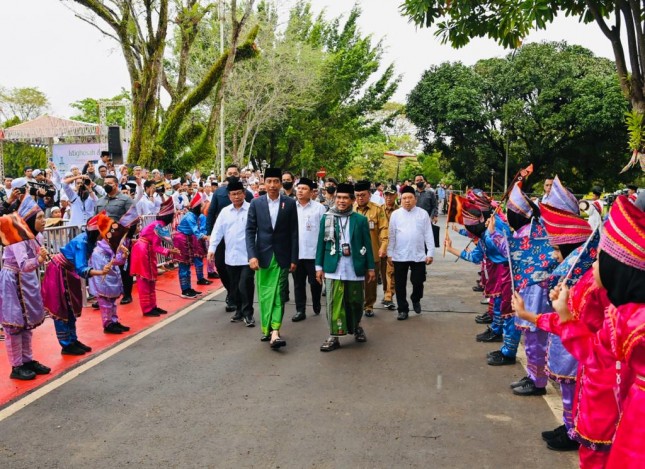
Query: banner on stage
52 143 129 172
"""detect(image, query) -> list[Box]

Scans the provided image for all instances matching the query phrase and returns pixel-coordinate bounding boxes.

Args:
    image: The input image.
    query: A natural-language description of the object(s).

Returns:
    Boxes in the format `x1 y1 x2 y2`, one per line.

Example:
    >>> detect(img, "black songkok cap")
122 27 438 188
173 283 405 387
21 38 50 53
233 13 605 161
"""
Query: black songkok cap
354 180 371 192
264 168 282 179
297 177 315 189
336 182 355 196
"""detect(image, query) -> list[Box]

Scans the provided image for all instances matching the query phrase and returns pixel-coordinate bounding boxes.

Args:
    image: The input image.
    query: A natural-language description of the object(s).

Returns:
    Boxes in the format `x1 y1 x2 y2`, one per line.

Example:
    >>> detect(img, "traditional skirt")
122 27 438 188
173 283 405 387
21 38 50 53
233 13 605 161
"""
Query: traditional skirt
546 334 578 383
172 232 206 264
41 253 83 321
325 278 364 336
131 238 157 280
0 265 46 333
484 261 510 298
256 255 288 335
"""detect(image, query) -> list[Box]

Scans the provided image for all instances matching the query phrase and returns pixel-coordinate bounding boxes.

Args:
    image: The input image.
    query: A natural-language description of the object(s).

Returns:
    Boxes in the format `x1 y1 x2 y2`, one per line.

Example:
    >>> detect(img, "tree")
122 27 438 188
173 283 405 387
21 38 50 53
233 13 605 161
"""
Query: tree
0 86 49 122
67 0 259 170
400 0 645 171
69 88 130 127
407 42 630 192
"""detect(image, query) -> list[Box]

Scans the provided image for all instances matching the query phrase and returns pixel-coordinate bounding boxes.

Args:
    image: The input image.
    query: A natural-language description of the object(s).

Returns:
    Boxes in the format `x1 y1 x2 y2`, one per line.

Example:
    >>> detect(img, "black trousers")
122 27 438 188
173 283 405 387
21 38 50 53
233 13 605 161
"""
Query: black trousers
120 253 133 298
226 264 255 319
215 241 231 295
393 261 426 313
294 259 322 314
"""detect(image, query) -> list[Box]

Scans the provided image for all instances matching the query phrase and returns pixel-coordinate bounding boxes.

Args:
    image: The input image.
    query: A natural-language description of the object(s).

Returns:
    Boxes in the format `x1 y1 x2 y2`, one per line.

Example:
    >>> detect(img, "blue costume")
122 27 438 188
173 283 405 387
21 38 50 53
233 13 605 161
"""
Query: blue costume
174 211 207 293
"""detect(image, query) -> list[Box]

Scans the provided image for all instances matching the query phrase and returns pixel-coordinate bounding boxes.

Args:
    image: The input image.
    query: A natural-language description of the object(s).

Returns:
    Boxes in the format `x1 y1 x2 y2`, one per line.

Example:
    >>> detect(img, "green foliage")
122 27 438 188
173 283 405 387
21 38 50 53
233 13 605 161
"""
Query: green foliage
625 110 644 152
69 89 130 127
0 86 49 122
406 42 631 192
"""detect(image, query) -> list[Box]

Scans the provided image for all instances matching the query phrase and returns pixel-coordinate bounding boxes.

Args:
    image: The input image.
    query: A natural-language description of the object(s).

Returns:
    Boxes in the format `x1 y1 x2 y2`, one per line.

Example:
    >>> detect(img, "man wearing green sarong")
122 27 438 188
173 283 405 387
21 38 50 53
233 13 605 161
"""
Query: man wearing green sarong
315 183 375 352
246 167 298 349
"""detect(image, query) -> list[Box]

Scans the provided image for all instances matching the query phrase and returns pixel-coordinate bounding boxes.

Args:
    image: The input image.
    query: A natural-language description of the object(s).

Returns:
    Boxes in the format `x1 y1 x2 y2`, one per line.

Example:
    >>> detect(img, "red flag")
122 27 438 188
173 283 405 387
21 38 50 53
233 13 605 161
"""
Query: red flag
447 193 468 224
0 212 35 246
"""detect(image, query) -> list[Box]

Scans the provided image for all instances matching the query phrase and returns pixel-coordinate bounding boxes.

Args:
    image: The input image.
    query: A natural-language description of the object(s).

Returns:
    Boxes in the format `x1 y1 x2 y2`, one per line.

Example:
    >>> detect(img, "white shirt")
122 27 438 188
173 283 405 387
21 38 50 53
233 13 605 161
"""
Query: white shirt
296 199 326 259
267 194 280 229
209 201 250 266
61 181 103 226
370 191 385 206
316 215 364 281
387 206 435 261
137 193 161 216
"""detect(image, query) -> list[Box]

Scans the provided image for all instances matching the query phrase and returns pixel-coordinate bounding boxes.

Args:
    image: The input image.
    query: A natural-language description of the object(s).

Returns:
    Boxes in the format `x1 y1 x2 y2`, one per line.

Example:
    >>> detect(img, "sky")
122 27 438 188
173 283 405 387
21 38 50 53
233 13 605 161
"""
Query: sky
0 0 615 119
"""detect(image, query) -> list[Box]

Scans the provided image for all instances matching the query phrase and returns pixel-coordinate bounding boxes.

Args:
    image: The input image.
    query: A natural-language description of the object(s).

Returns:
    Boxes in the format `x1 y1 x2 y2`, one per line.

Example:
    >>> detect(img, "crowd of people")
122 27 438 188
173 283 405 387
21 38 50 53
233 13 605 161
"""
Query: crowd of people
0 152 644 468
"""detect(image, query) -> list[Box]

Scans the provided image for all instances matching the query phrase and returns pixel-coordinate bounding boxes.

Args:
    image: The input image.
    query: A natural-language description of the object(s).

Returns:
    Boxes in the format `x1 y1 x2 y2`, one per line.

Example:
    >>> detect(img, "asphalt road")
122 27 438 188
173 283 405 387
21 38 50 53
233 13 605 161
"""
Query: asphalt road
0 224 576 468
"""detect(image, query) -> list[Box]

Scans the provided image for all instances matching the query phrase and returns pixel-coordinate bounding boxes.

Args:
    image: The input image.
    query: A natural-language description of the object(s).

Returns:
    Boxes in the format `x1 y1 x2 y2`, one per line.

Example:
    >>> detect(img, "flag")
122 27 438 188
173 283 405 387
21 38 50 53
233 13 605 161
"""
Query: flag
515 164 534 189
0 212 35 246
546 228 601 291
447 192 468 224
508 230 559 291
154 224 173 245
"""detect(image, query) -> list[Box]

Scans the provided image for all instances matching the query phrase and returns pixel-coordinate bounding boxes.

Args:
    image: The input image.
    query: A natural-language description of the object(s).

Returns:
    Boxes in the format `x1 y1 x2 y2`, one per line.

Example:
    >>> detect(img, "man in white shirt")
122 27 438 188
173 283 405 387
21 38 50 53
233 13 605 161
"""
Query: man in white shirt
292 177 327 322
136 180 161 216
208 180 255 327
370 182 385 205
51 162 105 226
387 185 434 320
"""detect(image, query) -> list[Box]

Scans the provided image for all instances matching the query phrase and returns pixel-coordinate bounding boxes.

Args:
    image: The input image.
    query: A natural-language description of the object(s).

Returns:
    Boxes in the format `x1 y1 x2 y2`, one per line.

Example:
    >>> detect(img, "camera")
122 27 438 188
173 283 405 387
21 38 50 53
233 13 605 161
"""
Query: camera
83 178 92 186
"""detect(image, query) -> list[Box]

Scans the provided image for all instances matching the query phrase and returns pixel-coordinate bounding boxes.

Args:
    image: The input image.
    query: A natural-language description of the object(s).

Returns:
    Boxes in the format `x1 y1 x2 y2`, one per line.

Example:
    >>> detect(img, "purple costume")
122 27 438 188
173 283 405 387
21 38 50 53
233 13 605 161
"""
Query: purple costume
0 235 46 367
89 239 126 328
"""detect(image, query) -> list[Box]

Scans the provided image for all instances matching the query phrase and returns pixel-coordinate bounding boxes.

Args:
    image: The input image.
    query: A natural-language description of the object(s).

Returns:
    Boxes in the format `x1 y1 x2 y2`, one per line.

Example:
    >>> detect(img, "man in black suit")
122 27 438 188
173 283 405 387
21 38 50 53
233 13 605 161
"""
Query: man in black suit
246 167 298 349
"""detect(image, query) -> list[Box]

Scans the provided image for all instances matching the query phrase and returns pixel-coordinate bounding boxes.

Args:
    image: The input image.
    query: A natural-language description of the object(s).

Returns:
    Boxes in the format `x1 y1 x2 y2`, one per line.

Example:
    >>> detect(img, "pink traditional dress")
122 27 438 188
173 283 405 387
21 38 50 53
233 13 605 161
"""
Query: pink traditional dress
131 221 172 314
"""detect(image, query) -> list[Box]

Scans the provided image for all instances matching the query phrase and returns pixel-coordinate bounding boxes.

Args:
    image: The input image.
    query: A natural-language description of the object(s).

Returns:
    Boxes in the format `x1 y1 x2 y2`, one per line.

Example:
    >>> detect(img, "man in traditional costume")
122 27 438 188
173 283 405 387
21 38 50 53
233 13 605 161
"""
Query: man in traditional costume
0 194 51 379
387 185 434 320
316 183 375 351
245 167 298 349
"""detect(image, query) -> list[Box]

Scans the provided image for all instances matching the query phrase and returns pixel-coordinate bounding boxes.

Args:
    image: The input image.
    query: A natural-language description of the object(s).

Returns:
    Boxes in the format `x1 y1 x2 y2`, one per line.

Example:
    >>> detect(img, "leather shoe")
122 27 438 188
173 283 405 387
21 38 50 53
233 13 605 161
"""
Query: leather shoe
354 326 367 342
207 272 220 279
10 366 36 380
364 310 374 318
313 306 321 315
120 296 133 305
22 360 51 375
320 337 340 352
510 375 531 389
472 285 484 292
487 353 516 366
225 305 237 313
412 302 421 314
196 278 213 285
104 323 123 334
115 322 130 332
397 311 408 320
292 311 306 322
154 307 168 315
475 313 493 324
62 344 86 355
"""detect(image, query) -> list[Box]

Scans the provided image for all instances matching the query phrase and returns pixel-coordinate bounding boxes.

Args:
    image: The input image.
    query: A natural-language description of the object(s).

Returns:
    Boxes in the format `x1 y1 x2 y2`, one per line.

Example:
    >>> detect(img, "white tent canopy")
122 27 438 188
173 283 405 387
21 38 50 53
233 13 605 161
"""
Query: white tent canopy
0 114 99 142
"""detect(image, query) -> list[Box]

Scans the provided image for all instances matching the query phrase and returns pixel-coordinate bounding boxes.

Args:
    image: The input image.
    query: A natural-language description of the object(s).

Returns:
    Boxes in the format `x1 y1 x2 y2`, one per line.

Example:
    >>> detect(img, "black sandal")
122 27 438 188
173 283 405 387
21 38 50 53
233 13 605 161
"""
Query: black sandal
320 337 340 352
270 337 286 349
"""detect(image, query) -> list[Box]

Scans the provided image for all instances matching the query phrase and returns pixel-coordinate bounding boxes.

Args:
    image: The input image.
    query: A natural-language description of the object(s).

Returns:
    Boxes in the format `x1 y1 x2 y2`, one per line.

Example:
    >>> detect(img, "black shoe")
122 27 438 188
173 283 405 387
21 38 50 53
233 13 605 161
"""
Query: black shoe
383 301 397 310
476 327 503 342
225 305 237 312
354 326 367 342
320 337 340 352
61 344 86 355
104 323 123 334
510 375 531 389
292 311 306 322
181 290 198 299
22 360 51 375
313 306 321 315
377 277 382 285
412 302 422 314
196 278 213 285
230 314 243 323
91 302 99 309
397 311 409 320
541 425 567 442
189 289 203 296
154 307 168 315
260 334 271 342
207 272 220 279
487 353 516 366
487 350 503 359
243 317 255 327
513 379 547 396
472 285 484 292
475 313 493 324
143 310 161 317
120 296 133 305
10 366 36 380
115 322 130 332
270 337 286 349
546 432 579 451
74 340 92 352
364 310 374 318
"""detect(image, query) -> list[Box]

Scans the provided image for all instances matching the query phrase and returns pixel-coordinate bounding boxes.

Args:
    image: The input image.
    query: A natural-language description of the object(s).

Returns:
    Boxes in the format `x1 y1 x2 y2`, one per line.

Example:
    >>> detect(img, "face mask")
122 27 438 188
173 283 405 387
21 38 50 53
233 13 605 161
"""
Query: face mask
258 190 267 196
104 184 114 194
326 186 336 195
166 190 174 196
282 181 293 191
416 182 425 190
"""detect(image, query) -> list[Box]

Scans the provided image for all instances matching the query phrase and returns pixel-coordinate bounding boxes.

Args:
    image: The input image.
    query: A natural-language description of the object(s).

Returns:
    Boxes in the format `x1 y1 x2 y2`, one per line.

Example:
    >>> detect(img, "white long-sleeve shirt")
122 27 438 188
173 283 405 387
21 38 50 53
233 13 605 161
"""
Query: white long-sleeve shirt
296 199 326 259
208 201 250 266
387 206 435 261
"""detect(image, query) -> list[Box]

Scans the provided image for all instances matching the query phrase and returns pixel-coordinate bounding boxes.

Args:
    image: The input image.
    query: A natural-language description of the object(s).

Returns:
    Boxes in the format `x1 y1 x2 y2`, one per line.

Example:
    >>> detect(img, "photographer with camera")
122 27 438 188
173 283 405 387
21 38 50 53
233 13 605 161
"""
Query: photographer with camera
50 162 105 226
0 178 30 215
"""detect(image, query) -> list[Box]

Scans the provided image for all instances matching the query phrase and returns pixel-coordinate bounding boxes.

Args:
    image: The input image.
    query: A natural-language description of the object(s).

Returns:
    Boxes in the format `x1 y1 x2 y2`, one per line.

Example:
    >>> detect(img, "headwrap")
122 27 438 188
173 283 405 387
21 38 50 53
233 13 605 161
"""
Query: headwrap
462 201 486 237
264 168 282 179
507 183 539 232
546 176 579 214
598 251 645 306
599 195 645 272
190 192 203 209
539 202 592 246
18 195 41 221
467 188 491 213
157 197 175 218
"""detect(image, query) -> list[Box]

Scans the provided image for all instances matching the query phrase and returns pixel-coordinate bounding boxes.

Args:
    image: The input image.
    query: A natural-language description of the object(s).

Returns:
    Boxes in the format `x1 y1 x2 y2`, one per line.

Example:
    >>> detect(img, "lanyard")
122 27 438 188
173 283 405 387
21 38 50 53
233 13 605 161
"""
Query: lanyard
338 216 349 242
